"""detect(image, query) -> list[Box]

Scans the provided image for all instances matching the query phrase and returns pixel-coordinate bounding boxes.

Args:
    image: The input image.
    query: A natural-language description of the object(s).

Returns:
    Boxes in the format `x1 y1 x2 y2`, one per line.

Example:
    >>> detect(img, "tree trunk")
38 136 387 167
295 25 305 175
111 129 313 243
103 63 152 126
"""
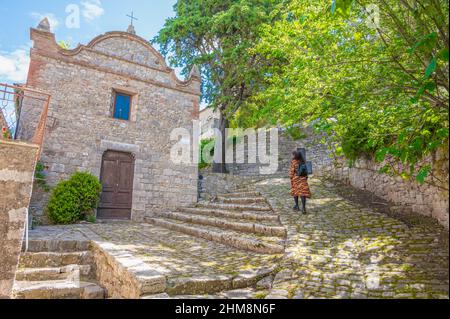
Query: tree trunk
213 112 229 174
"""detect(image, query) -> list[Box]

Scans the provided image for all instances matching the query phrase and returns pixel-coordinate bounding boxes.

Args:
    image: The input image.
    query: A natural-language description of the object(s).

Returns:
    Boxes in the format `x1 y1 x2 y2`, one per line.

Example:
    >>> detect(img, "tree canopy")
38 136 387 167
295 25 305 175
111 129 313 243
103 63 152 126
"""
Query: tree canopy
234 0 449 183
156 0 449 184
153 0 283 118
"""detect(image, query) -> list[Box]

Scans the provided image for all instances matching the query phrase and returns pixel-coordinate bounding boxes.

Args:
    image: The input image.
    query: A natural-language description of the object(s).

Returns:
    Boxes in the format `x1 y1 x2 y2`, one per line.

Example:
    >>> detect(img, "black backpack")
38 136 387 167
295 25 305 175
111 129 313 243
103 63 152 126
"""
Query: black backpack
297 162 308 177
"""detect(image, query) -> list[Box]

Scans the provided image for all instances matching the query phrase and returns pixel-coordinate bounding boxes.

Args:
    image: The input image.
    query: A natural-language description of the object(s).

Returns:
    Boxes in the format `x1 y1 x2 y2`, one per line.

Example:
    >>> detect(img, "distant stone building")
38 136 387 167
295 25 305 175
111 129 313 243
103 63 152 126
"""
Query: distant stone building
199 107 220 139
17 19 201 222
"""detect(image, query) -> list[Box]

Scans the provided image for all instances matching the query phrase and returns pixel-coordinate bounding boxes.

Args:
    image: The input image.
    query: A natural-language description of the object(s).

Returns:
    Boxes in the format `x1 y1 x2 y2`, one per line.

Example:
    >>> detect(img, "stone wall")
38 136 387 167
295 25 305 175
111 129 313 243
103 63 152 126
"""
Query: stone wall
199 173 245 199
0 140 38 298
322 145 449 229
19 26 201 223
226 126 333 177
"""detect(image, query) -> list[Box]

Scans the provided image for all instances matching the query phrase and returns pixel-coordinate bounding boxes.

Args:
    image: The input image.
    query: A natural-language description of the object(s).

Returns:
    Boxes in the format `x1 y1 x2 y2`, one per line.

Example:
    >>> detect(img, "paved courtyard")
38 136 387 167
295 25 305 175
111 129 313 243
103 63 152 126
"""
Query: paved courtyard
28 221 281 297
27 176 449 299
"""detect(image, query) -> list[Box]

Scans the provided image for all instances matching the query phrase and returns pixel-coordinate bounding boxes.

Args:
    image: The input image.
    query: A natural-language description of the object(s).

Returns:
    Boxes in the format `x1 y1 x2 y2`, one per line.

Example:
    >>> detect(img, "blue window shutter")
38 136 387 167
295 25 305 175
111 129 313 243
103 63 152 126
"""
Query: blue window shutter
114 93 131 120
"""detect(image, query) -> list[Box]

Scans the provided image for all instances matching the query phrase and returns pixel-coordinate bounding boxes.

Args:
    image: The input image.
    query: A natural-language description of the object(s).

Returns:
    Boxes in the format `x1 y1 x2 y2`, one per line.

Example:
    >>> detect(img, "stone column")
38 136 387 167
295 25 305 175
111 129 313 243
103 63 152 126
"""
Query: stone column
0 140 38 299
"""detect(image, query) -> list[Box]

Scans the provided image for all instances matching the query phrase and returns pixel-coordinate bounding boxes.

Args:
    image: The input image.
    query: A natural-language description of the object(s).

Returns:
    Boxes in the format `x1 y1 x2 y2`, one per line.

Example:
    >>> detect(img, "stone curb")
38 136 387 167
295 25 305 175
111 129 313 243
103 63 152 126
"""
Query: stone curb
157 211 287 237
178 207 280 222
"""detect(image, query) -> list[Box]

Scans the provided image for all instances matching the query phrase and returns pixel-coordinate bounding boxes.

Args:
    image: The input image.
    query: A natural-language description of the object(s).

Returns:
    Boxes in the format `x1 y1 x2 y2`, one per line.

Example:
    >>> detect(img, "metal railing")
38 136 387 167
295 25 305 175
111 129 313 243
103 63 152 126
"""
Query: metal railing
1 83 52 251
0 83 51 159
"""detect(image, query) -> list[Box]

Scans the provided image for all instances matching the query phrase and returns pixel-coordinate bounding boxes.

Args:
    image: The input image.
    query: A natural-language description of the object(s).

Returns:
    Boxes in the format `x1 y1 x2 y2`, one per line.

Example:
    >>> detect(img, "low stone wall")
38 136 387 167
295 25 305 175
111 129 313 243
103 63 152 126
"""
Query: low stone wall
91 242 166 299
0 140 38 298
322 146 449 229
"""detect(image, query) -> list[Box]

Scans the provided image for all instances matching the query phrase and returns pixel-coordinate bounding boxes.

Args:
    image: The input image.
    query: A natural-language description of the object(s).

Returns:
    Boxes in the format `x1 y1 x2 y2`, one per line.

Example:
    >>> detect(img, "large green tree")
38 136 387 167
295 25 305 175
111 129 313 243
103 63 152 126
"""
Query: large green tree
235 0 449 185
153 0 283 172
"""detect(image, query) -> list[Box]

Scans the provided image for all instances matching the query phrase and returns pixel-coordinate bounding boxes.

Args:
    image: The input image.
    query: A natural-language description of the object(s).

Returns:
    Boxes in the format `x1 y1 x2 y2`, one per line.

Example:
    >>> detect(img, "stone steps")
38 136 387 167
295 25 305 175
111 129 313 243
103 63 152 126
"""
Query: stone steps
15 265 93 281
24 240 91 253
13 280 105 299
147 190 285 255
216 196 267 205
196 202 272 212
19 251 93 268
178 207 280 223
14 249 106 299
146 218 285 254
157 211 286 237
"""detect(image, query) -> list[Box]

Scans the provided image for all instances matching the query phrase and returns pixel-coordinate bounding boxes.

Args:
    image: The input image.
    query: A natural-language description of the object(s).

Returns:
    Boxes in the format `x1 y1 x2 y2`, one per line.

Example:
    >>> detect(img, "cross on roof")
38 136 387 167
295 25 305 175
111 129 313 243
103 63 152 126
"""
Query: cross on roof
126 11 138 26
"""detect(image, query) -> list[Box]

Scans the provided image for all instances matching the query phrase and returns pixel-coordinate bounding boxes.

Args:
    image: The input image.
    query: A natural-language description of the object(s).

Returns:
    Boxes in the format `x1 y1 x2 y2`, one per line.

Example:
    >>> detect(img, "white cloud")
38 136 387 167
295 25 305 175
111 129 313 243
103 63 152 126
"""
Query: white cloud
30 12 60 32
0 49 30 83
81 0 105 21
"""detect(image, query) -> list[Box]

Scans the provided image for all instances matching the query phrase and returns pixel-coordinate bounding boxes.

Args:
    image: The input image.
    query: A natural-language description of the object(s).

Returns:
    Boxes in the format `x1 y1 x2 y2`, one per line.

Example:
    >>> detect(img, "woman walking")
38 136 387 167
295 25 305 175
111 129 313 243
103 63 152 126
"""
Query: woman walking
289 150 311 214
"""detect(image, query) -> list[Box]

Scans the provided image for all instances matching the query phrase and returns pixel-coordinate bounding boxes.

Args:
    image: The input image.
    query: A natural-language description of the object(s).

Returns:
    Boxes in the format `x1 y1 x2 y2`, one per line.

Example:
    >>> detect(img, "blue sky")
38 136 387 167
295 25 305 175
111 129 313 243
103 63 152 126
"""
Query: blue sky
0 0 178 84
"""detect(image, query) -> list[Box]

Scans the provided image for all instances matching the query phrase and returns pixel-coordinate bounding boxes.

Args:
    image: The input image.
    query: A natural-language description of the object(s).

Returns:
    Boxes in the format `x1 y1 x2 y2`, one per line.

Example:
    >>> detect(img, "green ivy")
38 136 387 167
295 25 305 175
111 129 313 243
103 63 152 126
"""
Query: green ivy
35 162 50 192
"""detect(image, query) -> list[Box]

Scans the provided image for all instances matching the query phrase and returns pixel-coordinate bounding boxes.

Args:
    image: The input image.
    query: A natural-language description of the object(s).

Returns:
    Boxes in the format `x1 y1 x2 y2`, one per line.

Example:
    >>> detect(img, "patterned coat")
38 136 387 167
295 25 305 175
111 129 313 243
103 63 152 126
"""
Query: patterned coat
289 159 312 198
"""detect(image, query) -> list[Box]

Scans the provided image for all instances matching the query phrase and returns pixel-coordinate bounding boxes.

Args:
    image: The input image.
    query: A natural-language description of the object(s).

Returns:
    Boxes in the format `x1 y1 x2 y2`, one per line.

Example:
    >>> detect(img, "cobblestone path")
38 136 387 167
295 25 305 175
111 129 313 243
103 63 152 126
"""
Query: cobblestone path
252 177 449 299
26 177 448 299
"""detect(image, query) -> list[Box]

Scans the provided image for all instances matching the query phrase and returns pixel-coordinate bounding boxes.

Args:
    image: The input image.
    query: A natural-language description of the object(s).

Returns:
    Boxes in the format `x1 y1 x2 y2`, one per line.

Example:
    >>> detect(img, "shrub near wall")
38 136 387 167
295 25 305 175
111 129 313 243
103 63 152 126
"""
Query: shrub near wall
47 172 102 225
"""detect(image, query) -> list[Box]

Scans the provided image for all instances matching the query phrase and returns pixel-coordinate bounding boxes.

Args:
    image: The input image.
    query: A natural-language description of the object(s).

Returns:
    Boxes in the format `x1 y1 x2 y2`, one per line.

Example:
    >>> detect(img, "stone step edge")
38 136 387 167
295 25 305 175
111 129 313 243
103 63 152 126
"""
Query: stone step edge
216 197 268 204
146 218 285 255
19 251 93 268
13 280 105 299
163 265 278 296
15 264 92 281
218 191 261 198
23 240 91 253
158 212 287 238
197 202 273 212
178 207 280 222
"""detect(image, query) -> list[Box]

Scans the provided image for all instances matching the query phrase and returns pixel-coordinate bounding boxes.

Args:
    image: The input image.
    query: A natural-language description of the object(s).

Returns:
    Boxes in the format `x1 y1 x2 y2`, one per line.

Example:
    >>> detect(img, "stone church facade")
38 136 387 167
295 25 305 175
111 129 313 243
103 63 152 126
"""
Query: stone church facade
18 19 201 223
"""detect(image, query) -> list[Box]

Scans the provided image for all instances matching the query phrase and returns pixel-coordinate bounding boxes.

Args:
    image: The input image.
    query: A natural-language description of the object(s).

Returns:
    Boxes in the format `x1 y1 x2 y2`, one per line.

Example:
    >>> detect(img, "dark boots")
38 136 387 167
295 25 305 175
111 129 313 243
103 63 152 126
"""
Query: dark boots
301 196 307 214
294 196 307 214
293 196 300 211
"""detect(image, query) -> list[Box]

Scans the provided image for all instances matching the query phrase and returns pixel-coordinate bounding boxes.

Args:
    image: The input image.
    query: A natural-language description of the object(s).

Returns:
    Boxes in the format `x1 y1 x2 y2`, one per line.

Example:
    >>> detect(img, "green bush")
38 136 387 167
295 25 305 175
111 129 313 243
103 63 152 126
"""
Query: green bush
199 138 215 170
46 172 102 225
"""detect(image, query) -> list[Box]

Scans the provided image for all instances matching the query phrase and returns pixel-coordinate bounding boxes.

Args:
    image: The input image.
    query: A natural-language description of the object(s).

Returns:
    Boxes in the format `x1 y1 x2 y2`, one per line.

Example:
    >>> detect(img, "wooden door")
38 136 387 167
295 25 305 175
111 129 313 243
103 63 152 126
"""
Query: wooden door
98 151 135 220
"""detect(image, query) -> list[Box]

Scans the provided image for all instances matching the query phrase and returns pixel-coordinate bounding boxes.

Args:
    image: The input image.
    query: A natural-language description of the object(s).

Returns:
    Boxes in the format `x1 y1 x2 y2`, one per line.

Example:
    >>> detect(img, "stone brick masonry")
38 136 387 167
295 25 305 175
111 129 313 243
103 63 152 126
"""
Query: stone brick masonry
0 140 38 298
17 22 201 223
323 145 449 230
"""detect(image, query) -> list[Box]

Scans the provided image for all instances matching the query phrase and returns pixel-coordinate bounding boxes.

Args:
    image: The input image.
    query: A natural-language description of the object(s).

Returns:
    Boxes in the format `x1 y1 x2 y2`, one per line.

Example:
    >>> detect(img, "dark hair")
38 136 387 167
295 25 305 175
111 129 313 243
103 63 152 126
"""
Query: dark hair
293 150 305 164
